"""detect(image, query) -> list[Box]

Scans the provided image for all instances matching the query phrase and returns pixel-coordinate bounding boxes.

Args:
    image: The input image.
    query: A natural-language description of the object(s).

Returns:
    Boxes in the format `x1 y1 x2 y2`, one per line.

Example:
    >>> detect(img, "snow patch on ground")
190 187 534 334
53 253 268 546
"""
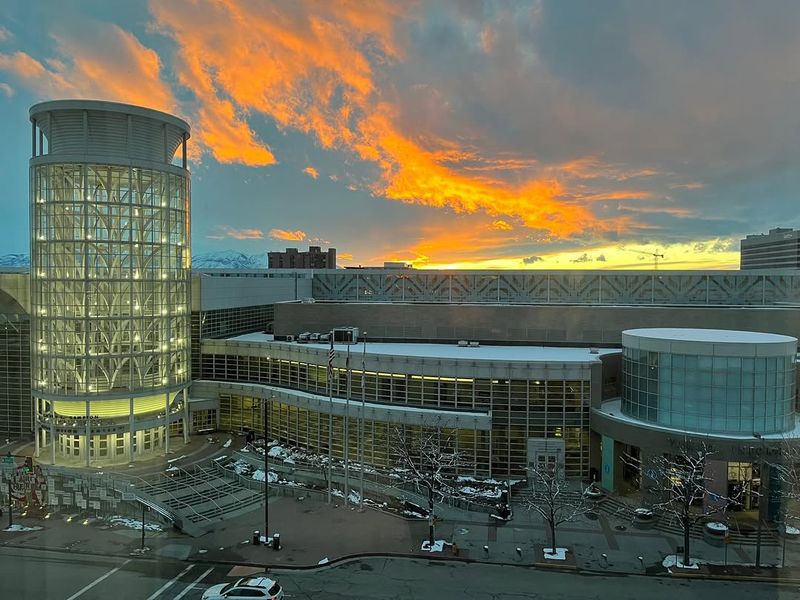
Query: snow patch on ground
108 516 163 532
222 438 232 448
3 524 42 532
662 554 700 570
166 455 187 463
543 547 568 560
318 557 329 564
421 540 446 552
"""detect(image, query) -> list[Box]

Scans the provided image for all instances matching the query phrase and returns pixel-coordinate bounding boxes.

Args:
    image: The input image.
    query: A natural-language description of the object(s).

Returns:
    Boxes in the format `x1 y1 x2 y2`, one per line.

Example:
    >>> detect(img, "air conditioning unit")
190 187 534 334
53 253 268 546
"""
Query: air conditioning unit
468 341 480 347
285 335 295 342
457 340 469 347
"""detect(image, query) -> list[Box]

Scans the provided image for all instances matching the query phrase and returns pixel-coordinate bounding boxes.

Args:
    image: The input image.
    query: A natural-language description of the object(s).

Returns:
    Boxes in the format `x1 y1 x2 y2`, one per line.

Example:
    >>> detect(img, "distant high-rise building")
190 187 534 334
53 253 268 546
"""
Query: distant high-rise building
268 246 336 269
740 227 800 269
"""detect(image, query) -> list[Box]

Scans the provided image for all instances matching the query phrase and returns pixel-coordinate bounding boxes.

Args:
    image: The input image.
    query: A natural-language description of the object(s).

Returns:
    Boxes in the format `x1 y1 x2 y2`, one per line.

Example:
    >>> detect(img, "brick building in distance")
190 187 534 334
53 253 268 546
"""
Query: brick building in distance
268 246 336 269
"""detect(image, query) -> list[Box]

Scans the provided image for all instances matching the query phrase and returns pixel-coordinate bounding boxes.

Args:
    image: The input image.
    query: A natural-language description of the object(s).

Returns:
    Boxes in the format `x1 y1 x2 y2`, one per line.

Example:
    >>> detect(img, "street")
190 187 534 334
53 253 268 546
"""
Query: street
0 546 795 600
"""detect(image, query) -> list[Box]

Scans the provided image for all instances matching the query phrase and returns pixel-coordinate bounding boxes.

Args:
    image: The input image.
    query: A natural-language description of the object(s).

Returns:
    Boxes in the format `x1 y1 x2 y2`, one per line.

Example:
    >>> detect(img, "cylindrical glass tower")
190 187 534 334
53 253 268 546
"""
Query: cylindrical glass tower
29 100 191 466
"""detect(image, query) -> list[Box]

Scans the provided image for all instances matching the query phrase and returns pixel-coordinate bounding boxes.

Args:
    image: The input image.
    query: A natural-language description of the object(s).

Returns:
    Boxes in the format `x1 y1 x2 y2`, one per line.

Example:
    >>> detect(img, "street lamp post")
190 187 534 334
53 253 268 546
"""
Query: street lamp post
263 396 270 544
753 432 764 570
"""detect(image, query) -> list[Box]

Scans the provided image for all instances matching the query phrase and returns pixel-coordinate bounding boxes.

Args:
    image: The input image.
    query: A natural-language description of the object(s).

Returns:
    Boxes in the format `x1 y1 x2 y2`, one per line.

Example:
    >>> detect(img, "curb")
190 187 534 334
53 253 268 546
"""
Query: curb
666 570 800 586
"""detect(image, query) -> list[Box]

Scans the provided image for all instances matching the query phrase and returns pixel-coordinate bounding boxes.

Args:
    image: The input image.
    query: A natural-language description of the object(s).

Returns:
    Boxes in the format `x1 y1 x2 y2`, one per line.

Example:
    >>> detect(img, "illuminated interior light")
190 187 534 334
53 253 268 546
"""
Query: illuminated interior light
37 235 45 241
86 234 92 240
134 304 140 311
161 308 167 315
162 377 168 384
134 334 140 342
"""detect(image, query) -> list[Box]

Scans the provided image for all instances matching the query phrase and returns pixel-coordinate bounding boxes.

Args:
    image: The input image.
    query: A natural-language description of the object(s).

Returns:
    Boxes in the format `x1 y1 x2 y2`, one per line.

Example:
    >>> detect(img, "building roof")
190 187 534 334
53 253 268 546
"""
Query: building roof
229 332 616 363
624 328 797 344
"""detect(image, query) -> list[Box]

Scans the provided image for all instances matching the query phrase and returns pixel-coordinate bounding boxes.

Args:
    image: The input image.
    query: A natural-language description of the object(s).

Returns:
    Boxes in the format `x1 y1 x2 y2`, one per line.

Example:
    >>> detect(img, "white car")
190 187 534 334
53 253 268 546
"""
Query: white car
202 576 284 599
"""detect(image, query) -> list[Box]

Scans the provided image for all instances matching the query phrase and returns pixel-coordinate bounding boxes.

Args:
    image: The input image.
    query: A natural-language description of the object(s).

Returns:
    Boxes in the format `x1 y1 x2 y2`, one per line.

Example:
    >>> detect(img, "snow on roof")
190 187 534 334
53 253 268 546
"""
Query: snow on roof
624 328 796 344
228 332 617 363
595 398 800 440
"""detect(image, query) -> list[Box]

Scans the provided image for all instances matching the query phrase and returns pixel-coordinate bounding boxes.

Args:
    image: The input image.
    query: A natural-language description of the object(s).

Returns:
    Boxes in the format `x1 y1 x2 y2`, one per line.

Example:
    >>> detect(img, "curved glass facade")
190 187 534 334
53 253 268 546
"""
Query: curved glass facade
622 346 796 434
30 101 191 465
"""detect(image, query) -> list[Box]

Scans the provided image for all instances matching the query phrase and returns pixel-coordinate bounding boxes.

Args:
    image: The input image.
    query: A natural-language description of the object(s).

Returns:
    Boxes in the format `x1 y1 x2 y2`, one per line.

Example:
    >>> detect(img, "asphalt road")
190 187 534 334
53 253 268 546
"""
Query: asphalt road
0 546 795 600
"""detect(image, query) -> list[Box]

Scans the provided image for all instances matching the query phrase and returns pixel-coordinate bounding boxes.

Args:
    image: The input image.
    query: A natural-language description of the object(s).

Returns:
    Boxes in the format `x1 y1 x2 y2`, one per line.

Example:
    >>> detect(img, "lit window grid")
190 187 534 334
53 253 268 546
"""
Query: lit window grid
0 315 32 436
621 347 796 434
204 352 591 479
31 162 190 399
219 393 492 477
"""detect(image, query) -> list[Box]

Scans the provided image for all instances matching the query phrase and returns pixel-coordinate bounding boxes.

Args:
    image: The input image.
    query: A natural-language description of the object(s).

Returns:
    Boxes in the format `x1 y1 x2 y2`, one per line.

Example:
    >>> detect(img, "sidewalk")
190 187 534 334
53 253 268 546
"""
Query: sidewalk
3 491 800 584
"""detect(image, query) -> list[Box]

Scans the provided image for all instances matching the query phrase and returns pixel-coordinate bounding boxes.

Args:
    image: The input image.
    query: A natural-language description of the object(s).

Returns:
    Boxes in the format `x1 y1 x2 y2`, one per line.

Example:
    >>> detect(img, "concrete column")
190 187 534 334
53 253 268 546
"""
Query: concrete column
600 434 615 493
34 398 40 458
50 402 56 465
703 459 728 515
182 388 190 443
85 400 91 467
164 392 170 455
128 397 135 463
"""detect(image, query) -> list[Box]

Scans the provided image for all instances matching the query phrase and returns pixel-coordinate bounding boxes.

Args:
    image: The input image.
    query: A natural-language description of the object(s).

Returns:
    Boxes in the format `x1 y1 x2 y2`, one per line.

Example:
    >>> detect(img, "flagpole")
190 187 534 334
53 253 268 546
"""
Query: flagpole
344 343 351 506
359 331 366 511
327 334 334 505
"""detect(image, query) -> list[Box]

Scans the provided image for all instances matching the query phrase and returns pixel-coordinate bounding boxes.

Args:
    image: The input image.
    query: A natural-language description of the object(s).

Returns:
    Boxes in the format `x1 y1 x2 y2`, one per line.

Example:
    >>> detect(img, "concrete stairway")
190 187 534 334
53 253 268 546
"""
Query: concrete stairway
134 463 264 537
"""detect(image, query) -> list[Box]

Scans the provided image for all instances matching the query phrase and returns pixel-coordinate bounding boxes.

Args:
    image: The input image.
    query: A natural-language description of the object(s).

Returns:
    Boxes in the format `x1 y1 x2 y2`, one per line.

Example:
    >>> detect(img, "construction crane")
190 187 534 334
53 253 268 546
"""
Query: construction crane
628 249 665 270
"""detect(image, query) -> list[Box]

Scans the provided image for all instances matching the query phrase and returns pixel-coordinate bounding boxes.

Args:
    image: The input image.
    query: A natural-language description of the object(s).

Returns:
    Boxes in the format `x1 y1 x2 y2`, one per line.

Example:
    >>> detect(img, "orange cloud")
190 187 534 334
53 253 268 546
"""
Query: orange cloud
303 166 319 179
338 252 354 261
213 227 265 240
0 25 176 114
149 0 630 239
270 228 307 241
491 220 513 230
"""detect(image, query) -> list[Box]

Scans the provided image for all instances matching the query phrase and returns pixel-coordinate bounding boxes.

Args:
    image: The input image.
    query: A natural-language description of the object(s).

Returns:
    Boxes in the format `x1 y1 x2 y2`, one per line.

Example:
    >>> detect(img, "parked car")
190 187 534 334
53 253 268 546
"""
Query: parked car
202 576 283 599
297 332 311 343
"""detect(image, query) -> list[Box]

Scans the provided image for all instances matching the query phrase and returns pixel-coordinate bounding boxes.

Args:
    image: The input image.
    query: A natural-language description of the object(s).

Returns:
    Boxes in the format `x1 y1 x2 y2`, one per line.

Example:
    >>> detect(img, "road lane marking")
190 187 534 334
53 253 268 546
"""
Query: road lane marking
145 563 195 600
173 567 214 600
64 559 131 600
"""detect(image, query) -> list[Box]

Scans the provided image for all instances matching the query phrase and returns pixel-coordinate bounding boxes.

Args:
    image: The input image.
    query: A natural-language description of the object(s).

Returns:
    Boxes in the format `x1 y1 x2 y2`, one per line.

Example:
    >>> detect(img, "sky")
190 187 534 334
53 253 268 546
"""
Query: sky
1 0 799 270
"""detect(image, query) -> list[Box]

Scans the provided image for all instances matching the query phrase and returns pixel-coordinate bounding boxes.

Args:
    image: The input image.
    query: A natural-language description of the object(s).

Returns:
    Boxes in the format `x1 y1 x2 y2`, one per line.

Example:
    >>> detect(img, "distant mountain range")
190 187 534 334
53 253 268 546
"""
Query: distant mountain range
0 254 29 267
0 251 268 270
190 250 268 269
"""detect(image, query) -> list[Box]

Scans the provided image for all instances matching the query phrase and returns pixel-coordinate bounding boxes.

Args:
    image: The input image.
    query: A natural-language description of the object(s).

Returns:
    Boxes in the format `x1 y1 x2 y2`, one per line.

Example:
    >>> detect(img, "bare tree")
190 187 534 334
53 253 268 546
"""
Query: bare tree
771 438 800 527
624 443 739 566
524 462 590 552
391 427 463 546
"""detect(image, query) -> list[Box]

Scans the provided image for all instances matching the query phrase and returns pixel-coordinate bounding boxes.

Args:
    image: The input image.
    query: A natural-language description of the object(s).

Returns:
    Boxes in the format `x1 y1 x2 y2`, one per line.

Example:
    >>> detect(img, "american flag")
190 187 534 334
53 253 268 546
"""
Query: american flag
328 338 335 377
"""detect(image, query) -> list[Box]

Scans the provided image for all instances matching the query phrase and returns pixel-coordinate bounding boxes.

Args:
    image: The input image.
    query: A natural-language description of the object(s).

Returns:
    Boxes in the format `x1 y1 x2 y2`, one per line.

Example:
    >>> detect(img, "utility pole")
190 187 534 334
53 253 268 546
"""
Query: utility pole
7 480 12 529
141 502 145 550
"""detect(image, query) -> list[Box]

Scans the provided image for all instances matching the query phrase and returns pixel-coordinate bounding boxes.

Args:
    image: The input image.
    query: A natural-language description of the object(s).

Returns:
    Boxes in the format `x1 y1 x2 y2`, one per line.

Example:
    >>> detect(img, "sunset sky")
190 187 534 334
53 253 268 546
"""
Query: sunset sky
1 1 799 269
